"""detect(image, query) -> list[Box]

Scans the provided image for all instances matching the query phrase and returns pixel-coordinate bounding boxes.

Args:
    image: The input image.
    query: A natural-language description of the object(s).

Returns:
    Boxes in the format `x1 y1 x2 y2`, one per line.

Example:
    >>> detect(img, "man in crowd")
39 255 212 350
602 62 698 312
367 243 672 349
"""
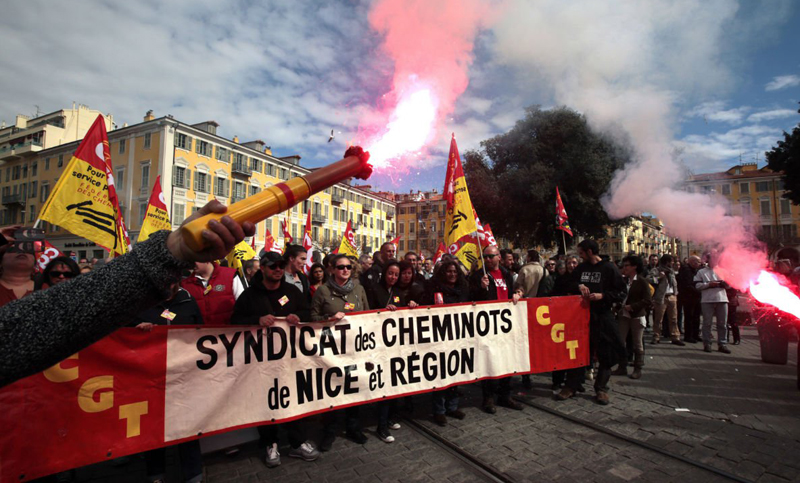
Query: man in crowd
423 258 434 280
243 259 260 285
283 245 311 303
615 255 652 379
362 241 397 297
557 239 627 405
358 254 373 276
404 251 426 283
678 255 702 343
648 255 684 346
500 248 518 284
470 245 524 414
181 260 243 325
231 252 318 467
694 251 732 354
515 249 545 298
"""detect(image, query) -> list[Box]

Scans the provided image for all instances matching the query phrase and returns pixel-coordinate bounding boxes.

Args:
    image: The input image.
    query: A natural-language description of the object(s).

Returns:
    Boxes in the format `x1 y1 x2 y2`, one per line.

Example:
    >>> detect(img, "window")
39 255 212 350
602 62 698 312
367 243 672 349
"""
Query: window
755 181 770 192
216 147 230 162
40 183 50 203
4 168 7 182
58 154 64 168
409 222 415 233
175 133 190 150
292 223 298 240
141 163 150 189
173 166 188 188
31 162 37 177
266 163 275 176
144 133 151 150
119 139 126 154
739 182 750 194
399 240 405 251
29 205 35 222
721 184 731 195
776 180 785 191
194 171 209 193
45 158 50 170
214 176 229 197
781 198 791 215
173 203 185 224
196 140 210 157
233 181 246 200
399 222 405 233
250 185 260 197
250 157 261 172
12 165 20 180
139 202 148 225
29 181 37 198
760 199 771 216
116 168 124 189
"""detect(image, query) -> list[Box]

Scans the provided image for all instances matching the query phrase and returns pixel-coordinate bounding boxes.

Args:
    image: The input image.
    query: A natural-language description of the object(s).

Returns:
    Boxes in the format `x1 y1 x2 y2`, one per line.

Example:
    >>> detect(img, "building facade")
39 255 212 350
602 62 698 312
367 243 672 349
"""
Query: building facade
395 190 448 257
0 107 397 260
596 216 680 262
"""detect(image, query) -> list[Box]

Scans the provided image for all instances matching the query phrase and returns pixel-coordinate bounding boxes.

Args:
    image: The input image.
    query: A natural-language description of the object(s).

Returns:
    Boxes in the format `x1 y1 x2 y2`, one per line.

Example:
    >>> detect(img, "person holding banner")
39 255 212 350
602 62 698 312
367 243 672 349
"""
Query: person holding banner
0 200 254 388
424 259 469 425
468 245 524 414
231 251 319 467
181 260 242 326
311 254 370 450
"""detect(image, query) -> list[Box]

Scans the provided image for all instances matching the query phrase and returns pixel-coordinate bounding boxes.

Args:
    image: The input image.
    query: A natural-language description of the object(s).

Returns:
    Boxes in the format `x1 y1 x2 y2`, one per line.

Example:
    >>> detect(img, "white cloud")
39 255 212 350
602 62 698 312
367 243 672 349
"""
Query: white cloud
748 108 798 122
684 101 750 124
675 123 783 168
765 74 800 91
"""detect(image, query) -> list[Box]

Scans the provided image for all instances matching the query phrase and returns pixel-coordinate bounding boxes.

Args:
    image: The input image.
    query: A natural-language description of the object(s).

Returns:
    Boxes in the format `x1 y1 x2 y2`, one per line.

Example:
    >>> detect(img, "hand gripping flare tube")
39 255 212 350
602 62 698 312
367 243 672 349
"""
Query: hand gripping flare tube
181 146 373 252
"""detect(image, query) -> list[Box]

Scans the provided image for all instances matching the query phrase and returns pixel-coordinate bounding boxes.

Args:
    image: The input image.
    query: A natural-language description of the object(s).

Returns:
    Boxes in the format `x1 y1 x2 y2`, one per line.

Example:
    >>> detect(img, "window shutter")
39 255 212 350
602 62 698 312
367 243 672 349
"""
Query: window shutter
226 179 231 197
172 165 178 186
193 170 199 191
205 174 211 193
185 169 192 189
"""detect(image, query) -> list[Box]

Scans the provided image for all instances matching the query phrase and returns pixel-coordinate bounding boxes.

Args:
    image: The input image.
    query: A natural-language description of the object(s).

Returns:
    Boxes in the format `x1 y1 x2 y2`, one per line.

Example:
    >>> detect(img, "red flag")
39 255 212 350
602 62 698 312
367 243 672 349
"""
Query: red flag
35 240 65 273
264 229 282 254
389 235 401 252
556 187 573 236
302 210 314 274
443 134 458 210
483 223 498 247
281 218 293 244
433 242 446 265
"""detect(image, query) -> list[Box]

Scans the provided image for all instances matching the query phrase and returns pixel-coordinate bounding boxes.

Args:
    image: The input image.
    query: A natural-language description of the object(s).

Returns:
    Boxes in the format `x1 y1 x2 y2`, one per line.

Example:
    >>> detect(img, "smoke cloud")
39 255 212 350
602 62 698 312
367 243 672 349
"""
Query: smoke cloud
488 0 792 288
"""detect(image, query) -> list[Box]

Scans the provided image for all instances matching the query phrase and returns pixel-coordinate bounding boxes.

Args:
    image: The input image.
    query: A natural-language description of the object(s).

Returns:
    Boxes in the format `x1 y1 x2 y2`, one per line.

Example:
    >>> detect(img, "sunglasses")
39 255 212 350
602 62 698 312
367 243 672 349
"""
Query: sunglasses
484 254 498 258
50 271 76 279
335 265 352 271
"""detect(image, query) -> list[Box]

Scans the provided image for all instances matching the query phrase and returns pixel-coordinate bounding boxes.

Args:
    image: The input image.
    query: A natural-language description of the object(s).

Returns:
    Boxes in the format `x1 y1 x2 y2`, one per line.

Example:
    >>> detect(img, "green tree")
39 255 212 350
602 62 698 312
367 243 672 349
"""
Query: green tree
765 104 800 204
463 106 632 248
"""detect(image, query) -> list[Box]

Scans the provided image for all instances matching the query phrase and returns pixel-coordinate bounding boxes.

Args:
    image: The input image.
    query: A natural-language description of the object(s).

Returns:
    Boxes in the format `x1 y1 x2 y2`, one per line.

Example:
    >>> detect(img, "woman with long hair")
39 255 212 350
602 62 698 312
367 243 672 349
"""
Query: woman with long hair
308 262 326 298
396 260 424 306
38 256 80 291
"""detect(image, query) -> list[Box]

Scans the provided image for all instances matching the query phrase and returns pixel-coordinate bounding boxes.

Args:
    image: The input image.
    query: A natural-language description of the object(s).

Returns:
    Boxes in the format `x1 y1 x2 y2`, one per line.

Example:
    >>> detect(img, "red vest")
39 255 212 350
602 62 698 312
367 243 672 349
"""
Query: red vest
181 264 237 326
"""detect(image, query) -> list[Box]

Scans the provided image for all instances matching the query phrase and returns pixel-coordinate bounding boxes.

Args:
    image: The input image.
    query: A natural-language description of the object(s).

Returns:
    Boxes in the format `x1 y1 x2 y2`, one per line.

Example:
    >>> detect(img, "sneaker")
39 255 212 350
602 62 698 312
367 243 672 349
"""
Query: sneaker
703 343 712 353
482 397 497 414
497 397 524 411
671 339 686 346
433 414 447 426
446 409 466 420
377 426 395 443
387 420 401 430
346 430 368 445
556 387 575 401
595 391 610 405
265 444 280 468
718 345 732 354
650 337 660 345
288 441 319 462
319 433 335 452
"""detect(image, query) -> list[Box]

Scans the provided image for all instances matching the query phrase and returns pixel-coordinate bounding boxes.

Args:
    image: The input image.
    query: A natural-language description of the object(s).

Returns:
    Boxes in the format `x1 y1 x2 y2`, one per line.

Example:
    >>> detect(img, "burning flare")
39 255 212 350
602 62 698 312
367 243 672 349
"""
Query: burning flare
749 270 800 320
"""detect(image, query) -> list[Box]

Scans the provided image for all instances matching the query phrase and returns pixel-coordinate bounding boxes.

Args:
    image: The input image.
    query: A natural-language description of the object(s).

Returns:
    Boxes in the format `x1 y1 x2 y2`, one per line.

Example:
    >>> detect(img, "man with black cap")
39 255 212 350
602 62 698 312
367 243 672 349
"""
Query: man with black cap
231 251 318 467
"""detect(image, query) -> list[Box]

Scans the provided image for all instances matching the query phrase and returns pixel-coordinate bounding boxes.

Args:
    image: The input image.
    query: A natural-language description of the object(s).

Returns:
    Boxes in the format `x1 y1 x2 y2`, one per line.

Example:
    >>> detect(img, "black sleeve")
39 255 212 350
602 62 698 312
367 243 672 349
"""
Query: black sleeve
602 264 627 305
469 271 488 301
231 289 264 325
294 287 311 322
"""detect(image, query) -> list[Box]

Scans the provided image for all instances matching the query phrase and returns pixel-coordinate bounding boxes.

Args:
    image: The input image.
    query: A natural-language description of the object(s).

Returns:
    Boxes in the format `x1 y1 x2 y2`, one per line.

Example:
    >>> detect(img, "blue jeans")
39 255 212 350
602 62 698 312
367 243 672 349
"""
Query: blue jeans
701 302 728 345
432 387 459 415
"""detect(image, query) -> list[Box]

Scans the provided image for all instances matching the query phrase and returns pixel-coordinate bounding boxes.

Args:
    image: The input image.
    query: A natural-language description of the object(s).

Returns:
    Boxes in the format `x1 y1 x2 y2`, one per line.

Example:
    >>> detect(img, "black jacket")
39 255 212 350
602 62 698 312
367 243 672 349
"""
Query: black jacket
551 271 577 297
572 259 627 314
677 265 700 301
231 278 311 325
369 283 408 309
469 266 514 302
423 278 470 305
135 288 204 326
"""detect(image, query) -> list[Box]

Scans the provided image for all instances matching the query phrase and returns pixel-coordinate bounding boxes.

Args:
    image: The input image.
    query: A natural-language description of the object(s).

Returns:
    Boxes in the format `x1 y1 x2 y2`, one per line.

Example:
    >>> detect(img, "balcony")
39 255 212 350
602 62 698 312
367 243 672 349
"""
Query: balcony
418 229 430 238
331 193 345 205
386 208 395 219
362 201 373 212
231 161 252 177
312 213 326 225
0 140 43 162
2 193 24 206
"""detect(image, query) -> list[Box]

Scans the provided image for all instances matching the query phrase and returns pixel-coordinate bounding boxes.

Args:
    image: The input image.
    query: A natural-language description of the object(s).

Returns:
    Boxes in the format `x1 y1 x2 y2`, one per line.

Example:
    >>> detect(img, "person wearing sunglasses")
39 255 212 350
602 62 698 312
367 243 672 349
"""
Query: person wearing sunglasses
311 253 370 450
0 240 36 308
40 256 80 290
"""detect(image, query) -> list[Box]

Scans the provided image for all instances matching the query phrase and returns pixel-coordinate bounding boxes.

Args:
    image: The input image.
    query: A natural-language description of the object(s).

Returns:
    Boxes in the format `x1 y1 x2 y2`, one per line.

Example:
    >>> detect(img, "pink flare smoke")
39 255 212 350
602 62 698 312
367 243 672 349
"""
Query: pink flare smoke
363 0 495 168
750 270 800 320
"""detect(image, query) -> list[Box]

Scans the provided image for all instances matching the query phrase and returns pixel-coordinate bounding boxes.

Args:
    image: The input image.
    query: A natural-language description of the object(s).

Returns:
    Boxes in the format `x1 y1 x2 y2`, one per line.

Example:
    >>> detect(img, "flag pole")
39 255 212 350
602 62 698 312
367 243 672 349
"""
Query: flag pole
561 229 567 255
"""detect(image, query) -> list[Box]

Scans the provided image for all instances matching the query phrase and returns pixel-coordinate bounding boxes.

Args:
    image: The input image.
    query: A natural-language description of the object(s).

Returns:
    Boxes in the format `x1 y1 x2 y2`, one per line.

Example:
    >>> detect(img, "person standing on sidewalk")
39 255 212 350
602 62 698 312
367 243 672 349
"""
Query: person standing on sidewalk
678 255 702 343
648 255 684 346
556 239 627 405
694 251 732 354
613 255 652 379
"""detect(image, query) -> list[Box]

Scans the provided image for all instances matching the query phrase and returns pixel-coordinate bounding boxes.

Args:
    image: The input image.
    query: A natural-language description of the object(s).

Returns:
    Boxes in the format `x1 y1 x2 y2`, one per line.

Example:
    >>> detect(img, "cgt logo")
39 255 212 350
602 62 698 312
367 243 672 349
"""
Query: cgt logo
43 354 149 438
535 305 579 360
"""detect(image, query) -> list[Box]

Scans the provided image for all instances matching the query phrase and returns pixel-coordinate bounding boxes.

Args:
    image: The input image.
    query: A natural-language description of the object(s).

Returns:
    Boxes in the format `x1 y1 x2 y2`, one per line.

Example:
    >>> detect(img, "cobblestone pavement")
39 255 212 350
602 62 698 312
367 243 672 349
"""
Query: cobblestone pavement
57 326 800 482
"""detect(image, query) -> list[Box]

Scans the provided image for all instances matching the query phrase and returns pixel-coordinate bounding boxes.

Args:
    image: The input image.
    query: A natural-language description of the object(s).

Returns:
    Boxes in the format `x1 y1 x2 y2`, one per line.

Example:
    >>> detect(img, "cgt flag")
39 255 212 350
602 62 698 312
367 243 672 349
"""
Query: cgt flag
136 176 171 243
337 220 359 257
38 115 129 255
280 218 293 245
302 210 314 274
555 187 573 236
433 242 446 265
444 134 478 248
264 229 282 254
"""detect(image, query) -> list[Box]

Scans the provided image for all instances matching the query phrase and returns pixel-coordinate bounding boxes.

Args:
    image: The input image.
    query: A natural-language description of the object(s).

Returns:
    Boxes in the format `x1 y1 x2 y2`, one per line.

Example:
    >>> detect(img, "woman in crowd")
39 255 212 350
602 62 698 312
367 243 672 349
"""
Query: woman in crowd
311 254 370 450
550 255 580 390
308 262 326 299
78 262 93 275
396 260 424 306
38 256 81 290
0 242 36 307
424 260 469 426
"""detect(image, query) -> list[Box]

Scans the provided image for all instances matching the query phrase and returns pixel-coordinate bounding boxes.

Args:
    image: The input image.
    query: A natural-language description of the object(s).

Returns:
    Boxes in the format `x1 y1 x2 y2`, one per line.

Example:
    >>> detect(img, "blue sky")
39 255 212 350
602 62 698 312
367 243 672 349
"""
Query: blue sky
0 0 798 195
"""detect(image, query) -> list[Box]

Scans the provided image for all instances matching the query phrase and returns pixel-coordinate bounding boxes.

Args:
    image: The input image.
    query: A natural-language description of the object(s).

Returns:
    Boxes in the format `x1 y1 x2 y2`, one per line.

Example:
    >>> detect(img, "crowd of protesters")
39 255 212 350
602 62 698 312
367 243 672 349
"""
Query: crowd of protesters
0 210 746 480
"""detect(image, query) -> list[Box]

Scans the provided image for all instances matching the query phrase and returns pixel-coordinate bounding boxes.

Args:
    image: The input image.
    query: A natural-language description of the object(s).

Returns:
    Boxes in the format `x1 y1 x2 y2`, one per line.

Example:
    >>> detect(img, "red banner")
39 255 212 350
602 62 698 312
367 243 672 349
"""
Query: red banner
0 296 588 480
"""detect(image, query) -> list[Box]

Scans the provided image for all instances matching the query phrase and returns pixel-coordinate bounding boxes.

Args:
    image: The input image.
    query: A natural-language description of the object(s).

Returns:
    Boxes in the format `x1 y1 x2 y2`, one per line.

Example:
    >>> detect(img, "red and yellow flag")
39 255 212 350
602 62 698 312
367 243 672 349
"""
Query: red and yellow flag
264 229 282 254
556 187 573 236
39 115 129 255
337 220 359 257
281 218 293 244
137 176 171 243
433 242 446 265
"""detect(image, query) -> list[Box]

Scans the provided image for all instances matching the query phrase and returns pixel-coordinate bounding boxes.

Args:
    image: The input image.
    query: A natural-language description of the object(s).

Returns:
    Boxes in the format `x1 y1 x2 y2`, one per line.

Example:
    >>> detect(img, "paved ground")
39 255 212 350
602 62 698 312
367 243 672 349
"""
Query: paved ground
50 325 800 482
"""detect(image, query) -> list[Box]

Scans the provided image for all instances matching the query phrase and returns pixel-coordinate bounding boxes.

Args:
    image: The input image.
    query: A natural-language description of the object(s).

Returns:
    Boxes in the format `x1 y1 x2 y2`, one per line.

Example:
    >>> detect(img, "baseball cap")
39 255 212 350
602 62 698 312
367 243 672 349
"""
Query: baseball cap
260 251 286 268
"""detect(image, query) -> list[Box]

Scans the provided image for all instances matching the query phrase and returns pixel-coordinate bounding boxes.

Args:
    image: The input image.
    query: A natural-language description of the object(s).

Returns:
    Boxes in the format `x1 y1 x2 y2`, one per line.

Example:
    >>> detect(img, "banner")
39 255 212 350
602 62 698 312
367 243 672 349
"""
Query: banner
0 297 588 480
136 176 171 243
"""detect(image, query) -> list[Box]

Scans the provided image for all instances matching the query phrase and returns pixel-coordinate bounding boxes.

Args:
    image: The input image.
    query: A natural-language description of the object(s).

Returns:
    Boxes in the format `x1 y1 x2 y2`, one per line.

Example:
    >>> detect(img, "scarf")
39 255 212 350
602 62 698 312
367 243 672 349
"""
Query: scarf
327 277 355 296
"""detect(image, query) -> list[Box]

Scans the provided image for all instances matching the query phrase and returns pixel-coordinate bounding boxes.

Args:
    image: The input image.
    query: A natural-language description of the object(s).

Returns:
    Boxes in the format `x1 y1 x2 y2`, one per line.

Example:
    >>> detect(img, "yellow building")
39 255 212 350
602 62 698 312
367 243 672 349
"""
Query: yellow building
395 190 448 258
0 107 397 259
686 162 797 250
596 215 679 262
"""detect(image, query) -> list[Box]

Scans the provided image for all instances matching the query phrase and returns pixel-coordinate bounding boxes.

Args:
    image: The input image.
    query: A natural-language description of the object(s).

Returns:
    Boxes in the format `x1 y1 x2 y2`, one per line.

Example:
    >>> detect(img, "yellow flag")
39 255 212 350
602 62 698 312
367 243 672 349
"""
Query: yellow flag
336 220 359 257
137 176 171 243
455 241 482 271
225 240 257 273
443 134 478 247
39 115 129 255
